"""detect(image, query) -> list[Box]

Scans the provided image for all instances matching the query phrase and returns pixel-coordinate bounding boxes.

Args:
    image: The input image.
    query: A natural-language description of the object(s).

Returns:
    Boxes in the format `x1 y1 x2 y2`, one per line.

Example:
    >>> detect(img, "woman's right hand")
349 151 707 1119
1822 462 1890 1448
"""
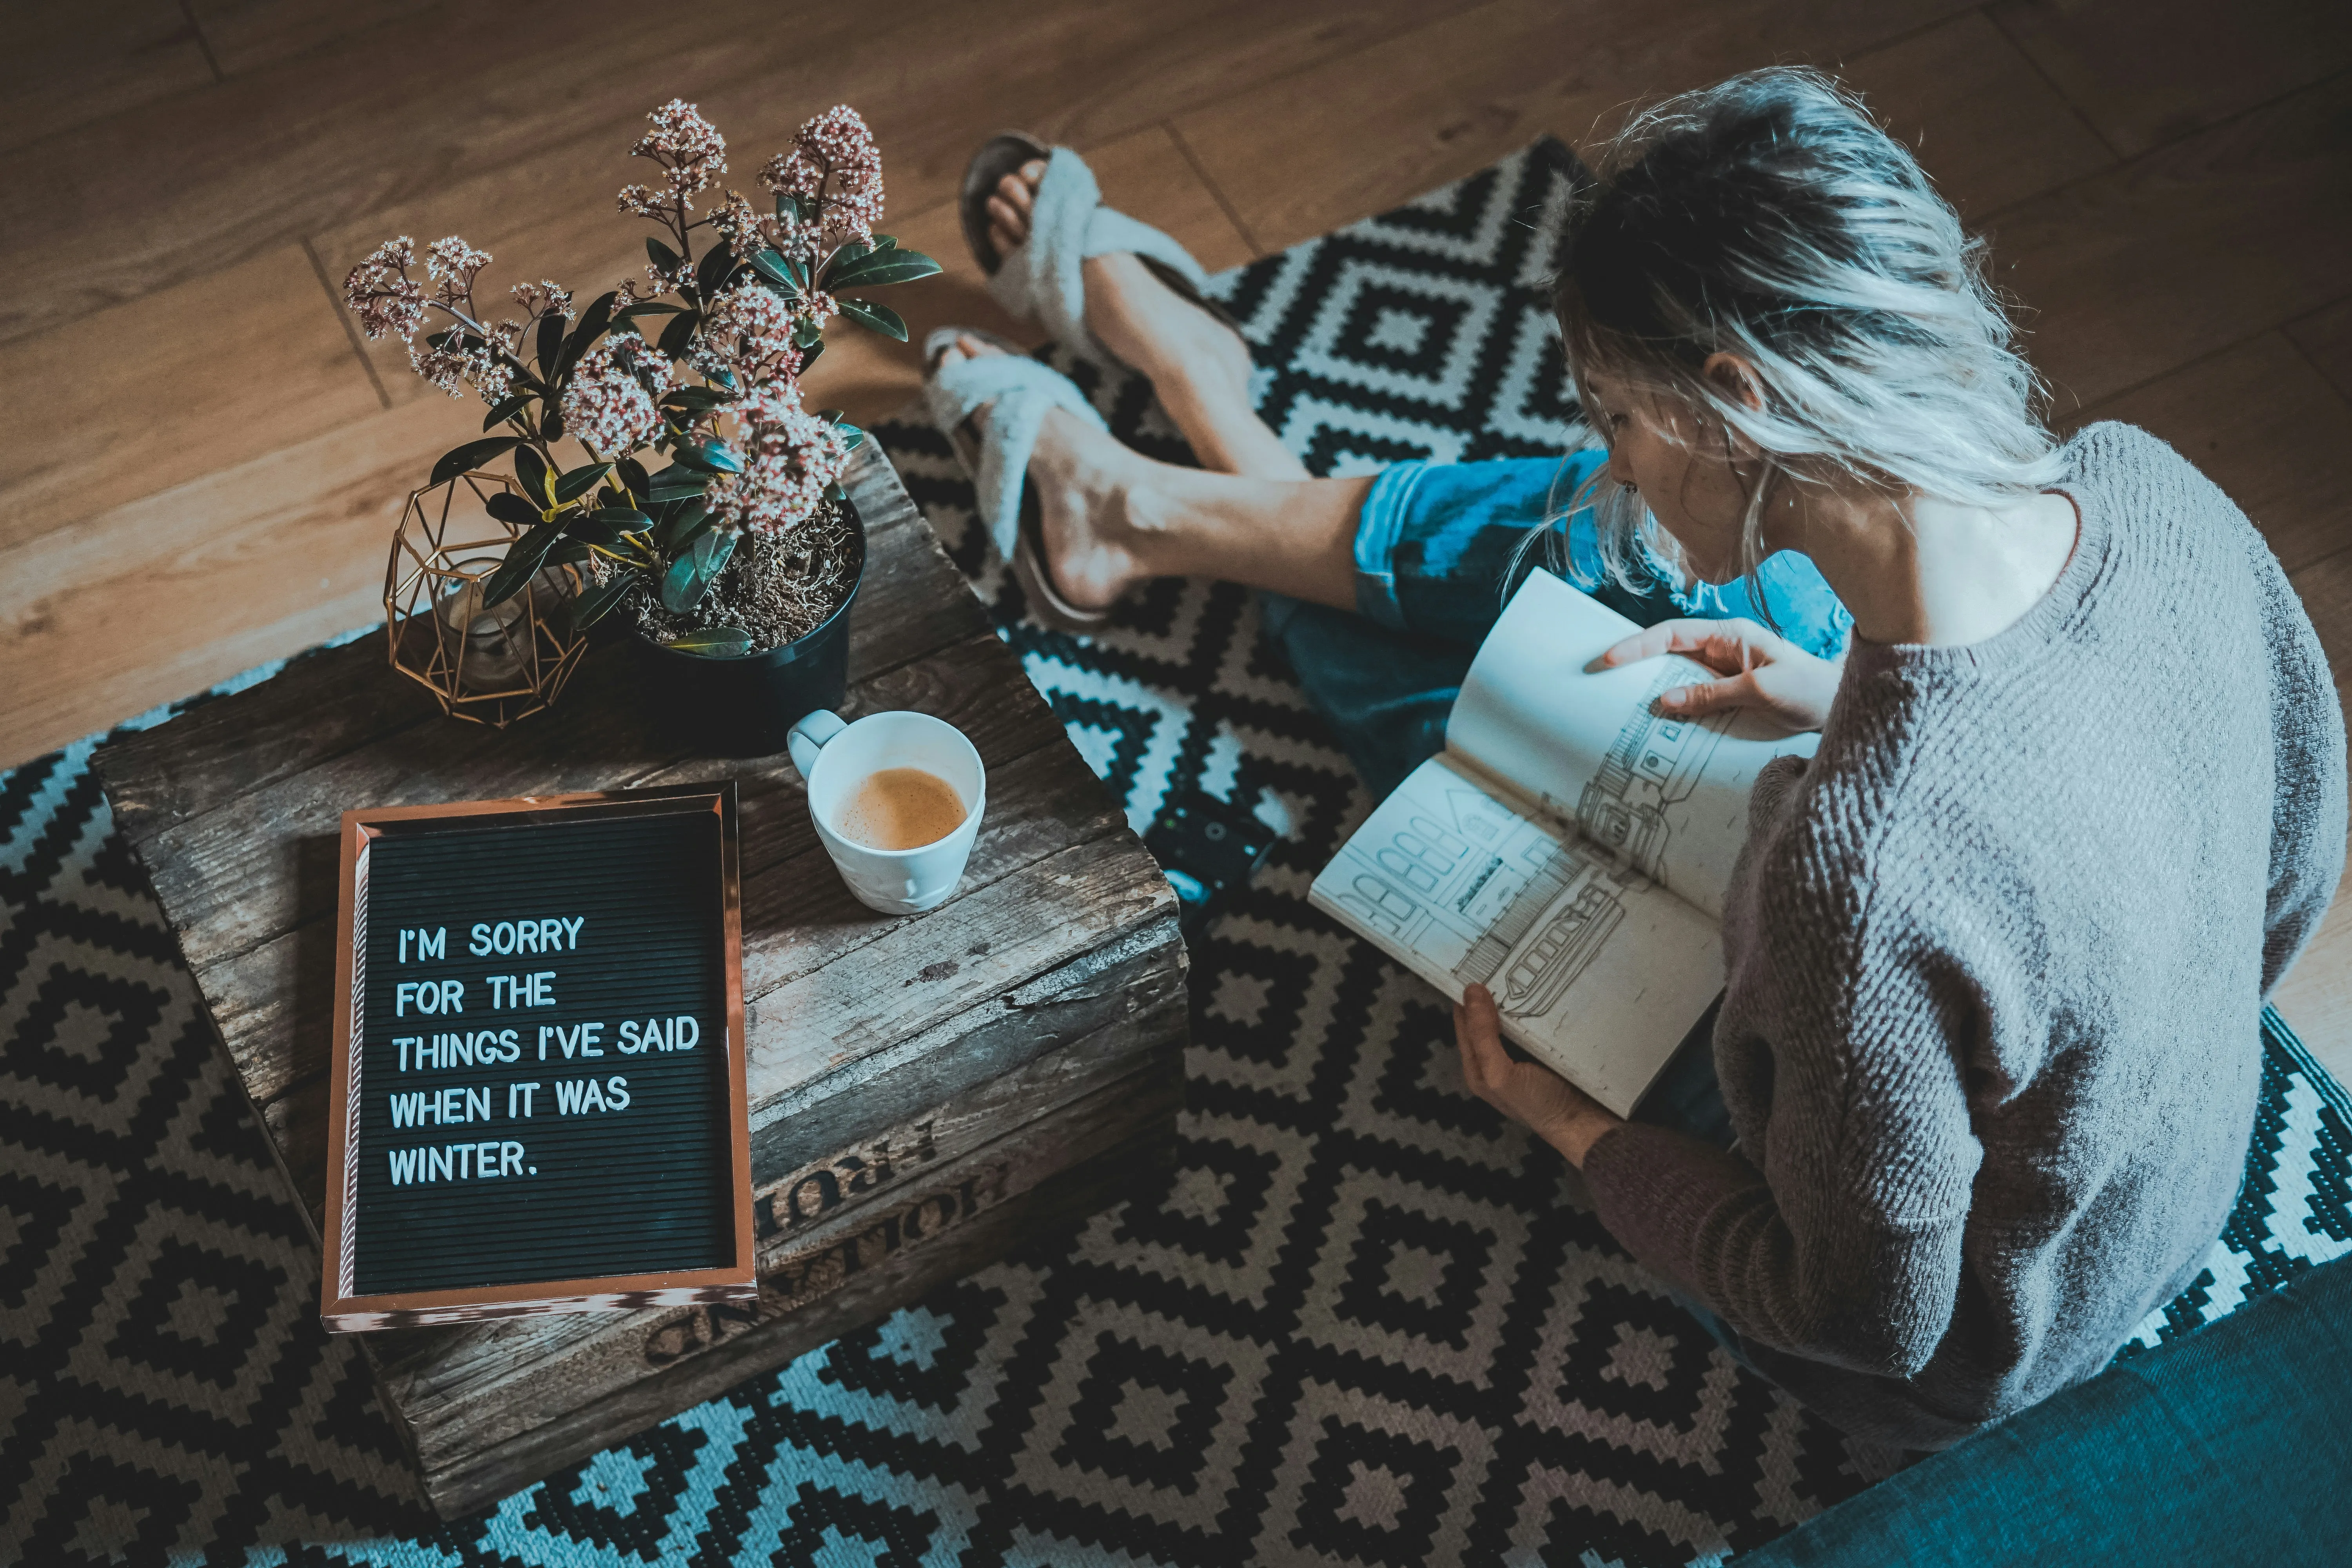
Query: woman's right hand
1599 617 1843 732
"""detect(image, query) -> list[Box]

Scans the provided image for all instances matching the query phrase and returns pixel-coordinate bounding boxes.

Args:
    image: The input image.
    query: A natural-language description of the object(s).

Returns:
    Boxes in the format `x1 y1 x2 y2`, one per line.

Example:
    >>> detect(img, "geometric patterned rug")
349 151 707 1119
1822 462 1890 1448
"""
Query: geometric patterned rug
6 138 2350 1567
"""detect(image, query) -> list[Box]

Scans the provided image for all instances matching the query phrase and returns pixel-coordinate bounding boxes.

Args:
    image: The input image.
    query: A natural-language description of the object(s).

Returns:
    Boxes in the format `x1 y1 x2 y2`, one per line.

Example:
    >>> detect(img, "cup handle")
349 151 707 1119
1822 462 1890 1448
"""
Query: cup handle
786 710 846 784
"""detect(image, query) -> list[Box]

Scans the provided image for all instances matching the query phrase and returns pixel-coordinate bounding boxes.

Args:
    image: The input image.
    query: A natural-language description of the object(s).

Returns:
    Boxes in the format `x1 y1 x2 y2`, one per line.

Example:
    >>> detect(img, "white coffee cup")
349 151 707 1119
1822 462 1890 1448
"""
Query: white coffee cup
787 709 987 916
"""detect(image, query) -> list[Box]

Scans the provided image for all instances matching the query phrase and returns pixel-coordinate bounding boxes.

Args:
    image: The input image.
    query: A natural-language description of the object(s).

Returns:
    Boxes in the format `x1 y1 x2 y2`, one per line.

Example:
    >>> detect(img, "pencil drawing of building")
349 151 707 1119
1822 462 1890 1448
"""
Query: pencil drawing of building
1455 845 1577 987
1575 670 1730 879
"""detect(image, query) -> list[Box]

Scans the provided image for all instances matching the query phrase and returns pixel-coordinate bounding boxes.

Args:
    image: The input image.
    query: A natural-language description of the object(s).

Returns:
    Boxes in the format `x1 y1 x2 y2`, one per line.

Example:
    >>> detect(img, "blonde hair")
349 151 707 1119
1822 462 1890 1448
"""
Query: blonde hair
1539 67 2064 603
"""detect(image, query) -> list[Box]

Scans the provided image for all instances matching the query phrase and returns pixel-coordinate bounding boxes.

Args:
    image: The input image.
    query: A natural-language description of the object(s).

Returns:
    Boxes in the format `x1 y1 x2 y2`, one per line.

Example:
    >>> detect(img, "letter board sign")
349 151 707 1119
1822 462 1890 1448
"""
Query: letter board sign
320 783 754 1331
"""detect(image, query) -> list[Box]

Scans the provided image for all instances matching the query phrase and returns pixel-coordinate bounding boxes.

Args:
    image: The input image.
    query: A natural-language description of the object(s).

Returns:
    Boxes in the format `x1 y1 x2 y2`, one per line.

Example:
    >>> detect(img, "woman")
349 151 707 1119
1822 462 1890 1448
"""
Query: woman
927 69 2346 1448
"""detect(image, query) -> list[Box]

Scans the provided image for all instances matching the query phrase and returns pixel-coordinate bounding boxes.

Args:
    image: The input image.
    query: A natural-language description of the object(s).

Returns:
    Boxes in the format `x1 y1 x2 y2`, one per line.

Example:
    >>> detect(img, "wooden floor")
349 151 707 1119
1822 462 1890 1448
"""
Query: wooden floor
5 0 2348 1073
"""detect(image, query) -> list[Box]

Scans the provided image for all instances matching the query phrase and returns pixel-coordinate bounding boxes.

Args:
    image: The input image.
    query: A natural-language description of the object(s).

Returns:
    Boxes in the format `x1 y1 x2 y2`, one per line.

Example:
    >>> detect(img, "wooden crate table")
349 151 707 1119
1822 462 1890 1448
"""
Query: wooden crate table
89 445 1188 1517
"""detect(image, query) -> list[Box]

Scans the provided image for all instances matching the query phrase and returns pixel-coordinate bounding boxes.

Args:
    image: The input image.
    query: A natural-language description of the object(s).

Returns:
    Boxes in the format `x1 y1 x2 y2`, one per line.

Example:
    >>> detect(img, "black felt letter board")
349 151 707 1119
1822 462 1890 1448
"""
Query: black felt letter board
322 787 753 1327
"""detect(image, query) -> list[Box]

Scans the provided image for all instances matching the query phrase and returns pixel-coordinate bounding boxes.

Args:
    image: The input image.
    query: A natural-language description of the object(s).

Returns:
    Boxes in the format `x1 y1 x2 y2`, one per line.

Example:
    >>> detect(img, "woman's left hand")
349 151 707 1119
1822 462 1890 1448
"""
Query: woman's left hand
1454 983 1625 1167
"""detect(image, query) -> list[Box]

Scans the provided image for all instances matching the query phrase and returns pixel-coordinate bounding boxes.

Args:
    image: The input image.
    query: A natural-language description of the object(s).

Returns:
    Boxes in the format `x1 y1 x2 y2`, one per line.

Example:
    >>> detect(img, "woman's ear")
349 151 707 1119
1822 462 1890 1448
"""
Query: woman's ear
1701 351 1768 413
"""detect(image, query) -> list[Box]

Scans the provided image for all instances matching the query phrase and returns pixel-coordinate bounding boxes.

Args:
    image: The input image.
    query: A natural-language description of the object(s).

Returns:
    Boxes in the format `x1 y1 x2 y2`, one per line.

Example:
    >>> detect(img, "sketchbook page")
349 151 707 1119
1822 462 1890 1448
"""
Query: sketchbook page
1307 754 1725 1117
1444 570 1820 921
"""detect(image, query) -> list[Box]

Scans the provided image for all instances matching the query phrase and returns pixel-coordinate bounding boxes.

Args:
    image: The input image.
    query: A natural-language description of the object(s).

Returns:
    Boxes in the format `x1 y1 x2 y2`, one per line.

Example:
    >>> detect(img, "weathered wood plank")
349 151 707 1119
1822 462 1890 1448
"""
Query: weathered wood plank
746 916 1186 1184
194 641 1102 1109
366 964 1185 1406
101 537 984 978
91 440 970 842
409 1065 1180 1515
740 834 1178 1109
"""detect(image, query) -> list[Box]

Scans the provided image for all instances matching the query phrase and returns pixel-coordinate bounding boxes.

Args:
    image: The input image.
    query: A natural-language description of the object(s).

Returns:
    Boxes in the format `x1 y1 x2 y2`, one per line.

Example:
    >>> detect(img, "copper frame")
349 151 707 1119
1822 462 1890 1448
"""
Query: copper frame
320 783 755 1333
384 469 589 728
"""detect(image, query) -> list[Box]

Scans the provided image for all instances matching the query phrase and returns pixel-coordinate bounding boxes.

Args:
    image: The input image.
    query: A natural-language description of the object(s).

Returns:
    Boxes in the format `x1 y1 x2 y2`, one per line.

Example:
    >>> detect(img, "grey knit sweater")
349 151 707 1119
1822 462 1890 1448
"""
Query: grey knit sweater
1581 423 2347 1449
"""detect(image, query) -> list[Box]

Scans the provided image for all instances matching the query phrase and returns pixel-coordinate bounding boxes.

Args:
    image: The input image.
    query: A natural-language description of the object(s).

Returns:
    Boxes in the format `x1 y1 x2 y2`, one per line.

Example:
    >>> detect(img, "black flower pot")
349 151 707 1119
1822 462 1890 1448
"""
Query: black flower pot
635 500 867 758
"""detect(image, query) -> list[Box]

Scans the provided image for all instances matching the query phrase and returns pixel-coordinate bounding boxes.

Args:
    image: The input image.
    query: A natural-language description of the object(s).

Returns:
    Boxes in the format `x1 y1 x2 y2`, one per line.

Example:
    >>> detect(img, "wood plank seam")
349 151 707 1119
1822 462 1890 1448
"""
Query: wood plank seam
304 237 394 409
2283 294 2352 396
1164 119 1264 256
1978 2 2126 163
2067 322 2352 429
176 0 226 85
1966 65 2348 231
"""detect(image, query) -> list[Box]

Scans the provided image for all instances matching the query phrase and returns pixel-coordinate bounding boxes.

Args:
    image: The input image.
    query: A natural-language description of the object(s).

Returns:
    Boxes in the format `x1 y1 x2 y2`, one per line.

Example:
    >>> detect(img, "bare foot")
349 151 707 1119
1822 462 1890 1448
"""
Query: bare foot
986 161 1256 424
931 332 1160 611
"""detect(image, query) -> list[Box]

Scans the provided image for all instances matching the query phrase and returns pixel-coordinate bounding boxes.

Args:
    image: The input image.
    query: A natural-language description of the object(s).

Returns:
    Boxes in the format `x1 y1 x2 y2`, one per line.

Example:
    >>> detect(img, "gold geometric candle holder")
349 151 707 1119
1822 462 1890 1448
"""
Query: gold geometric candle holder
384 470 588 728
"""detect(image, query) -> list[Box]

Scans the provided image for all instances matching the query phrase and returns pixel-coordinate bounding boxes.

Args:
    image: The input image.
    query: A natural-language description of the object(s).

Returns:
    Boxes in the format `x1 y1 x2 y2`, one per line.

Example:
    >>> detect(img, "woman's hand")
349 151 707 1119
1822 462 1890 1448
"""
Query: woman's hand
1599 617 1842 732
1455 983 1623 1167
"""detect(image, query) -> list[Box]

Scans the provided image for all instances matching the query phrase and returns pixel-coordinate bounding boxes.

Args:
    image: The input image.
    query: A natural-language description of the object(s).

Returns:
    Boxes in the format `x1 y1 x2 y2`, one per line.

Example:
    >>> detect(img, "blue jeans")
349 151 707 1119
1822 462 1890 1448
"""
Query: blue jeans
1260 451 1853 799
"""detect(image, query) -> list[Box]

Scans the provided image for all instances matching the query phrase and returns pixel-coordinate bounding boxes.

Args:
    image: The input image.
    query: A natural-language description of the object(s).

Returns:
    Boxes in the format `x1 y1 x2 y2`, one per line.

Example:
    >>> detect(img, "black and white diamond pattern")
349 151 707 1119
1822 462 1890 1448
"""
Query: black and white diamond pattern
4 139 2348 1567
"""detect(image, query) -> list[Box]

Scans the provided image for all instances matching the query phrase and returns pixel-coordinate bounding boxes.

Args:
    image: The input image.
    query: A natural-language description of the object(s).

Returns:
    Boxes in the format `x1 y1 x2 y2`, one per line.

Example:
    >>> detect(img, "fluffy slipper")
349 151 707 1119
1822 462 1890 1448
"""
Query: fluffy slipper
958 131 1244 371
922 327 1117 634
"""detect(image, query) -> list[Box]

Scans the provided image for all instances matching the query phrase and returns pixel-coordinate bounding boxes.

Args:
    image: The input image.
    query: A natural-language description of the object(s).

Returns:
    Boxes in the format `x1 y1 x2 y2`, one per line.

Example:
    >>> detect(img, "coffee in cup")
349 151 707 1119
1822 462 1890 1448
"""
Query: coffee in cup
786 709 987 915
838 766 967 851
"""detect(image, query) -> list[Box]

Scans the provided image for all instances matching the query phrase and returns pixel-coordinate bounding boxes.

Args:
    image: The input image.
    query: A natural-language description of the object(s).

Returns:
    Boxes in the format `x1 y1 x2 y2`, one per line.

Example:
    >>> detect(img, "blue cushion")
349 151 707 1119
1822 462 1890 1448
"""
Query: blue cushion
1739 1254 2352 1565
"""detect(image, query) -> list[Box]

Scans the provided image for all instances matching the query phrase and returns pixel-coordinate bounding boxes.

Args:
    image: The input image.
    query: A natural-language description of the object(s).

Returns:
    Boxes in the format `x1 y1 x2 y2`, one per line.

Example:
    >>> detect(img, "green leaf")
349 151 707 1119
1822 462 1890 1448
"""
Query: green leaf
656 497 715 553
513 445 553 505
645 465 711 503
590 505 653 531
561 511 628 549
544 538 594 568
616 456 652 499
484 490 542 529
791 316 824 350
661 385 731 411
871 234 898 250
824 248 943 291
799 336 824 372
823 479 849 504
746 247 801 297
837 297 908 342
535 314 564 375
563 573 637 635
671 438 743 474
478 517 565 607
665 626 754 658
661 528 738 613
614 301 686 323
481 394 534 432
693 239 737 300
554 291 617 382
429 436 524 487
553 461 614 504
540 407 566 443
646 236 682 276
657 310 700 360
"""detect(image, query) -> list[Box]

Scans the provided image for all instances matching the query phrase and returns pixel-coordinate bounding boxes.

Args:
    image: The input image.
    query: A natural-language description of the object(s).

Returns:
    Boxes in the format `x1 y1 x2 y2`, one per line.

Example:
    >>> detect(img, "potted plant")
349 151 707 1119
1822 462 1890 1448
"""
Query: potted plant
343 100 939 753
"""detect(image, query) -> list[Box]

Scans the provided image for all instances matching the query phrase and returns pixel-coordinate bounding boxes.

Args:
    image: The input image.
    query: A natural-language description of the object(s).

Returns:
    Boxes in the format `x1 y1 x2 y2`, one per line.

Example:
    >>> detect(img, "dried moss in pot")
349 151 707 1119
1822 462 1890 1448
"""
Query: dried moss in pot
626 497 855 653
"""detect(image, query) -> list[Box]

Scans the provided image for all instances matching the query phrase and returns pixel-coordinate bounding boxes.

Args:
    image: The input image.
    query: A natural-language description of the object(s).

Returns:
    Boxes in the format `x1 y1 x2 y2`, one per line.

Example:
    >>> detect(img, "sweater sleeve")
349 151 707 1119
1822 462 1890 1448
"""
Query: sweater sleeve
2246 535 2348 995
1582 858 1984 1380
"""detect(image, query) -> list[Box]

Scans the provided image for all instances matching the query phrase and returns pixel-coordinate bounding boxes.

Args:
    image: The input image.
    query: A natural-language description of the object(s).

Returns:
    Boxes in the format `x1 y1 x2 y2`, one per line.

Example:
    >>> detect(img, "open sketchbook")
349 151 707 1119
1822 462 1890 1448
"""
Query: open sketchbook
1308 571 1819 1116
